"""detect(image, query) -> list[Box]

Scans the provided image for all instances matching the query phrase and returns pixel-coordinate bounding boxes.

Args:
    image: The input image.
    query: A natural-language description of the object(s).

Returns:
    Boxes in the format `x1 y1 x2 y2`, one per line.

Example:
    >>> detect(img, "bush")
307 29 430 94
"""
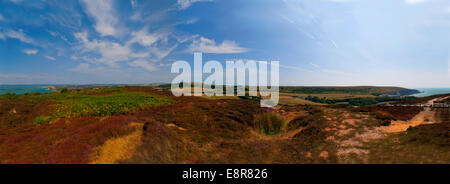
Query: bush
60 88 69 93
253 112 286 135
53 91 173 117
34 115 53 125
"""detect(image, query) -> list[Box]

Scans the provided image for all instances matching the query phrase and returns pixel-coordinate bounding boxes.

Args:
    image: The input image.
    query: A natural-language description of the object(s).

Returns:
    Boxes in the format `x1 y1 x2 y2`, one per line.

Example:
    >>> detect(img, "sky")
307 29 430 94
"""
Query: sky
0 0 449 88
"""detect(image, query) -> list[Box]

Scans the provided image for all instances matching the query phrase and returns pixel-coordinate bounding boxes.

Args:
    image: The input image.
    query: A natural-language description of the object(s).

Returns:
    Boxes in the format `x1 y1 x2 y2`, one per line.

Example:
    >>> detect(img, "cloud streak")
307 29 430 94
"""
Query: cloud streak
128 60 156 71
22 49 38 55
80 0 119 37
177 0 215 10
188 36 248 54
45 56 56 61
405 0 425 4
0 29 35 44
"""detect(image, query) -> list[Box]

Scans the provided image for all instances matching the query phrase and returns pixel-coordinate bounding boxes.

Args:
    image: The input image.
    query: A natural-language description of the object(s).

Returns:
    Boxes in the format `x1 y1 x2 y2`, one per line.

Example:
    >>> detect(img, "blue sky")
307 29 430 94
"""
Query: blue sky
0 0 449 88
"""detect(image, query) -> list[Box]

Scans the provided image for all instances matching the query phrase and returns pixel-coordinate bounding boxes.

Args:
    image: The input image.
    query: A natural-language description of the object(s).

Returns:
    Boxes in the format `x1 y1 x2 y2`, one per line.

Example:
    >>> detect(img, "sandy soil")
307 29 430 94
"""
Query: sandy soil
379 107 436 133
335 96 447 162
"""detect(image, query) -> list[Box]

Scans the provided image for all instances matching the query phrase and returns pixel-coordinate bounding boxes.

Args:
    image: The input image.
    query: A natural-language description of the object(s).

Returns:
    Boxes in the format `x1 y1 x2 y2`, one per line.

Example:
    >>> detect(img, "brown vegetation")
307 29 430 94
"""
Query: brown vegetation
0 87 448 164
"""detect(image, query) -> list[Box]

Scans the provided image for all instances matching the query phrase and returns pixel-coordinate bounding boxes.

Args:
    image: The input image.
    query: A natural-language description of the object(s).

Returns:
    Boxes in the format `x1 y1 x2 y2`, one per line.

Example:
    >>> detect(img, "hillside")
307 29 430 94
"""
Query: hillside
0 87 447 164
279 86 420 96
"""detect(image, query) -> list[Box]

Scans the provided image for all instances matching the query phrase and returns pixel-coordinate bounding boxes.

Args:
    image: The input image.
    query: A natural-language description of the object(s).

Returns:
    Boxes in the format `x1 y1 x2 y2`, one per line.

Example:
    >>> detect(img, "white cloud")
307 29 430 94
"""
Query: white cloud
80 0 119 37
128 60 156 71
74 31 149 66
22 49 38 55
127 29 165 47
70 63 93 73
0 29 35 44
188 36 248 54
310 62 320 69
405 0 425 4
177 0 214 10
45 56 56 61
0 14 4 21
330 39 338 48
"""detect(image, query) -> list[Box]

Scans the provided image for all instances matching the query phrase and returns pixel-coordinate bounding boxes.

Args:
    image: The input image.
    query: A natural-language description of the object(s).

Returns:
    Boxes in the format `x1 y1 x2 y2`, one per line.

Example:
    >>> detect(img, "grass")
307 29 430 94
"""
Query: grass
253 112 286 135
278 95 324 106
34 115 52 125
24 88 173 118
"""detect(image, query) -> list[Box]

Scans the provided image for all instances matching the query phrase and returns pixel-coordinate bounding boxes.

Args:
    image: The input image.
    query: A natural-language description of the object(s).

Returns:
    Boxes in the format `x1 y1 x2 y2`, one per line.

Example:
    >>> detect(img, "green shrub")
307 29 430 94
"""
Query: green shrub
60 88 69 93
53 91 173 117
34 115 52 125
253 112 286 135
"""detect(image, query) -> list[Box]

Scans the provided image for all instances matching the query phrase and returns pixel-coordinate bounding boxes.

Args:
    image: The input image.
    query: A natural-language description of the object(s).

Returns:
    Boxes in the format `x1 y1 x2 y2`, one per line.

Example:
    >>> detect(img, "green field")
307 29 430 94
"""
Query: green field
2 88 173 120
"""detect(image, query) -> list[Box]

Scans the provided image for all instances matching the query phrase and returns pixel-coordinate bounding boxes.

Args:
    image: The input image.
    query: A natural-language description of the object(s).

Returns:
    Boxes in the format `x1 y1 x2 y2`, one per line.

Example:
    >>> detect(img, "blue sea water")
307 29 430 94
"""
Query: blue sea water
0 85 53 95
412 88 450 97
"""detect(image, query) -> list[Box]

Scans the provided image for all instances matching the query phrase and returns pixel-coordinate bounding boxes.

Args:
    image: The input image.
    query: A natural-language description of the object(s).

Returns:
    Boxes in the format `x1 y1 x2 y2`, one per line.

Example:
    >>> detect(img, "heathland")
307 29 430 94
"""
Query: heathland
0 85 448 164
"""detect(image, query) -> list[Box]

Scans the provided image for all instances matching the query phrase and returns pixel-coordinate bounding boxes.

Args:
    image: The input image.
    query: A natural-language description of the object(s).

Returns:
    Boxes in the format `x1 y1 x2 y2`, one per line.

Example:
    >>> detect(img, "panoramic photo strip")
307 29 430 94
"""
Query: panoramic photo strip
0 0 449 182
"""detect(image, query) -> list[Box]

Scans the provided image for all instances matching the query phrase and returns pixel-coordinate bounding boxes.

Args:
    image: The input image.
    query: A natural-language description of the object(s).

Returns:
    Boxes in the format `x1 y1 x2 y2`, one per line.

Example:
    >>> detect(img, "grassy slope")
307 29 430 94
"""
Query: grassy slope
279 86 413 95
0 87 172 163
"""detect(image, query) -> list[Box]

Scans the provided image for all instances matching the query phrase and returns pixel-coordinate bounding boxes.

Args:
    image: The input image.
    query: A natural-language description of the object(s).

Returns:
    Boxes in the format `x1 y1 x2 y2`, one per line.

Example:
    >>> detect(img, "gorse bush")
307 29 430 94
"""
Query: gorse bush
34 115 52 125
253 112 286 135
23 88 173 118
60 88 69 93
53 90 173 117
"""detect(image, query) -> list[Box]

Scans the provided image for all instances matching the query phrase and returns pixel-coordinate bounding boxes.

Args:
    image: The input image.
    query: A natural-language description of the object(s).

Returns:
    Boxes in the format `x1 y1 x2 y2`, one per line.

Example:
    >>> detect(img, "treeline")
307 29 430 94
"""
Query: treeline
304 96 416 106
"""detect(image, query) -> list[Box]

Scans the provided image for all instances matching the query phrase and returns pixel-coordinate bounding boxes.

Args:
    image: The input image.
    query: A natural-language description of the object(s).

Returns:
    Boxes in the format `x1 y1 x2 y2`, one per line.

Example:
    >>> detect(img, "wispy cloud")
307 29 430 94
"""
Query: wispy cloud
405 0 425 4
45 55 56 61
22 49 38 55
0 14 4 21
74 31 148 66
0 29 35 44
188 36 248 54
256 60 311 72
310 62 320 69
128 60 156 71
46 30 69 43
309 63 352 76
281 15 316 40
73 27 181 68
330 39 338 48
80 0 119 37
127 28 166 47
177 0 215 10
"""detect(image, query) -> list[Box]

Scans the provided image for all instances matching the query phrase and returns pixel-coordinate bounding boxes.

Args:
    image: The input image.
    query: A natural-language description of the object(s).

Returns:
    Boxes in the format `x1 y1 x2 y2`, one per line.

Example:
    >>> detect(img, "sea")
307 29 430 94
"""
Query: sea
0 85 54 95
412 88 450 97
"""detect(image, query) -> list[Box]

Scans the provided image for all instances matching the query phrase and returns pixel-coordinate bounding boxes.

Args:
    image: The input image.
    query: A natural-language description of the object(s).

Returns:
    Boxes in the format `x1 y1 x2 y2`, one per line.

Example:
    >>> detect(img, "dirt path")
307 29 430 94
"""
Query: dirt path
379 107 436 133
335 96 447 162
